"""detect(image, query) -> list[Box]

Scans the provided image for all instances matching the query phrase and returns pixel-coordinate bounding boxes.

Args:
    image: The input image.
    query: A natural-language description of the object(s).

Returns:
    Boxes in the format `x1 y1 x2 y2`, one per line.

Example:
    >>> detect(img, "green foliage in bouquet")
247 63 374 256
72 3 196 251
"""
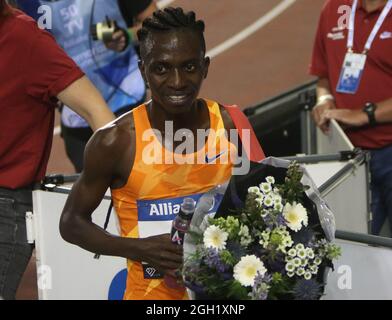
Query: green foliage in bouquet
278 162 310 203
182 162 341 300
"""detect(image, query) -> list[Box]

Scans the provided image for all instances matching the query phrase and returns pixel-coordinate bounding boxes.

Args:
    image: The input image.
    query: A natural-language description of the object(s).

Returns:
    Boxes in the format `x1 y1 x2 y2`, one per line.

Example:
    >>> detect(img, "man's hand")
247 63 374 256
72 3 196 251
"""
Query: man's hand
104 29 128 52
312 99 336 133
323 109 368 128
138 234 183 274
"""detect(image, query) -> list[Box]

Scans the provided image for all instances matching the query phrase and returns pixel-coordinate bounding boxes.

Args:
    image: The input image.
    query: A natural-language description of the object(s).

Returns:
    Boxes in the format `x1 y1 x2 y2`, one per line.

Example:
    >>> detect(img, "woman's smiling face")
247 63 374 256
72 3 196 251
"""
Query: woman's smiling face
140 28 210 115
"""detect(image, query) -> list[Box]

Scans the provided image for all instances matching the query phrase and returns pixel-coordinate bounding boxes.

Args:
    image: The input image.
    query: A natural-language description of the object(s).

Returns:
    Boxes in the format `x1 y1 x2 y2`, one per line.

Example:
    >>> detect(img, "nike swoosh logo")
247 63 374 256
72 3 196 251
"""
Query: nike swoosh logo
205 151 227 163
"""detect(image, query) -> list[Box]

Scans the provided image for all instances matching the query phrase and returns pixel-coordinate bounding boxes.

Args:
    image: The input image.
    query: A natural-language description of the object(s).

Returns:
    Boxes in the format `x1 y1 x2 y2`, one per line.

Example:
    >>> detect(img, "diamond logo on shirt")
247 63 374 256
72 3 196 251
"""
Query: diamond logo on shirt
380 31 392 40
145 267 156 277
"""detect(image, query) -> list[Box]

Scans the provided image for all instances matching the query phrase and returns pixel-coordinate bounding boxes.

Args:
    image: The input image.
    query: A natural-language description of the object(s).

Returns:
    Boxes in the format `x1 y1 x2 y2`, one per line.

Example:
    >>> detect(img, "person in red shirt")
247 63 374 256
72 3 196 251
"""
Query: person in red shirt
310 0 392 235
0 1 115 299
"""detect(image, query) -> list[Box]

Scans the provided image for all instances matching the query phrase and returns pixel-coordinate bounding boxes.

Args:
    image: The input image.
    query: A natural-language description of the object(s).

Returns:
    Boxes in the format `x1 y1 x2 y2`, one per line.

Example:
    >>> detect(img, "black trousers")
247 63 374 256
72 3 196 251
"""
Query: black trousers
0 187 34 300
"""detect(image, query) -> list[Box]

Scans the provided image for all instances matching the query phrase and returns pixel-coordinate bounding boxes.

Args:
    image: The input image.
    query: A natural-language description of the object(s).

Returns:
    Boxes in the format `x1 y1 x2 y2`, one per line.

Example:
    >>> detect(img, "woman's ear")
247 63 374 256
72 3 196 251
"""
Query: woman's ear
138 59 149 88
203 56 210 79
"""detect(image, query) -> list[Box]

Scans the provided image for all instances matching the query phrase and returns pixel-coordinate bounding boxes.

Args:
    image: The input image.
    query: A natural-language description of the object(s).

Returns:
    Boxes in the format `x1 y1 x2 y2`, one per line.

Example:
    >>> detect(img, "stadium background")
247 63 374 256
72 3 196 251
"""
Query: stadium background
17 0 326 299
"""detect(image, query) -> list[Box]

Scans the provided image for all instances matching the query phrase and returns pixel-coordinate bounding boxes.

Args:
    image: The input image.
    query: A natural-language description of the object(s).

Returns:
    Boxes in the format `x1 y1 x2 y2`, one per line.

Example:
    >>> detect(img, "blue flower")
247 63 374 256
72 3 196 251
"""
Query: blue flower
292 279 323 300
267 253 286 273
276 214 287 227
204 248 229 273
249 273 272 300
226 241 247 260
262 214 275 229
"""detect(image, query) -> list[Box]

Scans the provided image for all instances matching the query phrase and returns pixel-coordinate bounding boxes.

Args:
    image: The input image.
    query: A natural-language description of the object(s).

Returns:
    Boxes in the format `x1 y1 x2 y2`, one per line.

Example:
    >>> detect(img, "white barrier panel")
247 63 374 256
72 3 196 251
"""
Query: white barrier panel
324 239 392 299
314 120 370 234
304 162 369 234
317 119 354 154
33 190 126 300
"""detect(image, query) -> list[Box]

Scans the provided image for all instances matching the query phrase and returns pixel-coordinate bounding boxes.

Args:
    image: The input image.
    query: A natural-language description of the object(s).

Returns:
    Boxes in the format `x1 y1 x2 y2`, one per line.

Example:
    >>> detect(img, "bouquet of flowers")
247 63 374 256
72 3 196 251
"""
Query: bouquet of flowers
182 160 341 300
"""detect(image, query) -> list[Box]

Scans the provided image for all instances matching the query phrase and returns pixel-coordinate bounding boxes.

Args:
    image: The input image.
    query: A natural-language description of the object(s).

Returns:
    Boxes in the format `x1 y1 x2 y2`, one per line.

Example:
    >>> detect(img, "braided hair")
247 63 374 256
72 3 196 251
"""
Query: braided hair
137 7 206 58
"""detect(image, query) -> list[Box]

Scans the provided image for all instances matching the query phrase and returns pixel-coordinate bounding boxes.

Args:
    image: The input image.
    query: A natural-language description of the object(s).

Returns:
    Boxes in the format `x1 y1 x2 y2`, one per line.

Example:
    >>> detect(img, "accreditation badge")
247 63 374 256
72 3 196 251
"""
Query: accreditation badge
336 52 367 94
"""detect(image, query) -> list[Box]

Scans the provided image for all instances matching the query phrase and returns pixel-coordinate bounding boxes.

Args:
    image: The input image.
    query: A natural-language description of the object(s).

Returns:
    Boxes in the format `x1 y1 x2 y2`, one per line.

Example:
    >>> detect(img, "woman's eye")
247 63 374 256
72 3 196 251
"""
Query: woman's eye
155 65 167 74
185 64 196 72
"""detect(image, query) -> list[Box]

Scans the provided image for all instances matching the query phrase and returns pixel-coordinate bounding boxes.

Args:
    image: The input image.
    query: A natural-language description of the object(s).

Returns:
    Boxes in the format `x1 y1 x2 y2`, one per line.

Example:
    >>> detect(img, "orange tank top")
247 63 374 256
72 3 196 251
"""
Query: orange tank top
111 99 237 300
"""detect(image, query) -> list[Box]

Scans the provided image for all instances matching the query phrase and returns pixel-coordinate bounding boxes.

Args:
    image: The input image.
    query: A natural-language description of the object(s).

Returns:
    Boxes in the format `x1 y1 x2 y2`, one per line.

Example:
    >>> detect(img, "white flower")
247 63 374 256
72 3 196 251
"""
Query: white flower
279 247 288 254
297 249 307 259
282 202 308 232
262 230 270 238
288 248 297 257
239 225 252 246
260 210 269 218
285 262 295 273
255 196 265 208
296 268 305 276
304 271 312 280
239 224 249 236
306 248 315 259
260 182 272 194
295 243 305 251
259 230 271 246
273 194 282 203
266 176 275 184
233 255 267 287
203 225 228 250
274 202 283 212
263 195 274 208
283 238 293 247
310 265 319 274
240 238 252 246
314 257 322 266
259 229 271 248
248 186 261 195
301 259 309 267
293 257 302 267
287 272 295 278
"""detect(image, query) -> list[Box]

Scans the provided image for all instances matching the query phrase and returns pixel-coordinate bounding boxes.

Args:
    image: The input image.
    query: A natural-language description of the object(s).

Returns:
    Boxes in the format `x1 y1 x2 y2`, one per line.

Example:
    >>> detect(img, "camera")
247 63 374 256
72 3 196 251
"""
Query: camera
91 16 118 42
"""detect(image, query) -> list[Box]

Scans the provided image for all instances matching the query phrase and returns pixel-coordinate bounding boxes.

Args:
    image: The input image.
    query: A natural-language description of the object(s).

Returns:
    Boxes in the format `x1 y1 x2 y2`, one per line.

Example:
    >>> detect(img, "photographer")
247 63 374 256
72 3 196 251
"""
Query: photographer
0 1 114 299
16 0 157 172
